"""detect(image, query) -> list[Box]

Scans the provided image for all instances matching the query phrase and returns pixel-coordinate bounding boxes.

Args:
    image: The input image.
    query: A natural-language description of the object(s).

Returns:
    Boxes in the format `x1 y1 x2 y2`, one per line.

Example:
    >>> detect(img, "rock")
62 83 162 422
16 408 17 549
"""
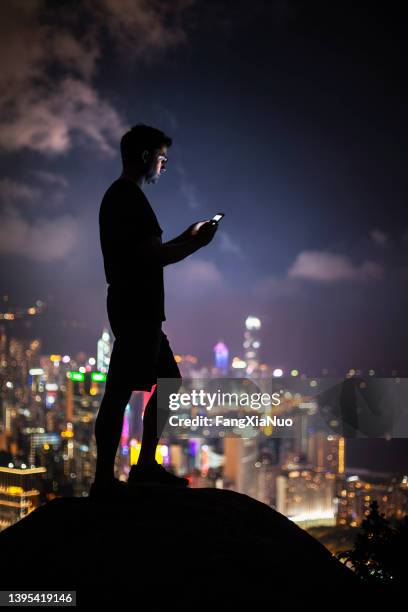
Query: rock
0 486 363 607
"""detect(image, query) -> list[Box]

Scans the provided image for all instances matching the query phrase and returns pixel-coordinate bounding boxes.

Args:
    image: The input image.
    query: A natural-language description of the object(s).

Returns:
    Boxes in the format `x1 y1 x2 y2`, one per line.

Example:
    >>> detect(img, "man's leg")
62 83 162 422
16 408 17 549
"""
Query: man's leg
138 379 182 466
137 386 158 466
130 330 188 485
94 378 133 484
130 374 188 485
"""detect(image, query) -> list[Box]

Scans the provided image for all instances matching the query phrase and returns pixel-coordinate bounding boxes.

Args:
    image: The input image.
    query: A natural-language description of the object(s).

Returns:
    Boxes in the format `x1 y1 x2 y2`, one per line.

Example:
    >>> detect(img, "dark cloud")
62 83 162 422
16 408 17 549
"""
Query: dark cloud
0 0 195 156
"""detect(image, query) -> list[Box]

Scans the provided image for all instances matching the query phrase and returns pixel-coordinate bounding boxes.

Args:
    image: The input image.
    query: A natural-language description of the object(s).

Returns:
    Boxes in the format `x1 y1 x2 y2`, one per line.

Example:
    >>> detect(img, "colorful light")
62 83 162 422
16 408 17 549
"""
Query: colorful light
91 372 107 382
67 371 85 382
214 340 229 373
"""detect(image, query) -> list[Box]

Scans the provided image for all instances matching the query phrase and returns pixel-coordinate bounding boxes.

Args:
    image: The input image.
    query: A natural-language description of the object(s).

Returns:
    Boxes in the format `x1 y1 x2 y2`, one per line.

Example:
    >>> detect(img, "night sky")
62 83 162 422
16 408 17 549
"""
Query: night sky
1 0 407 383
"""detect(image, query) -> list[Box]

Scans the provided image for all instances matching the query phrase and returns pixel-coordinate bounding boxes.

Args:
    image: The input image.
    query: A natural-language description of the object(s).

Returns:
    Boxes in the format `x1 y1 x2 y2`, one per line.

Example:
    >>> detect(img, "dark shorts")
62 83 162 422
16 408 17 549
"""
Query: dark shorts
106 290 181 392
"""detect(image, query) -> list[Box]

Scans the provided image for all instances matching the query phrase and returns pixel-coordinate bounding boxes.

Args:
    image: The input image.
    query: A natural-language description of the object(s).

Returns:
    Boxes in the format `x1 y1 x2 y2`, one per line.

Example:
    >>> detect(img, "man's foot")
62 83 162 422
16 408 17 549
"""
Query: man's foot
89 477 128 499
128 461 189 487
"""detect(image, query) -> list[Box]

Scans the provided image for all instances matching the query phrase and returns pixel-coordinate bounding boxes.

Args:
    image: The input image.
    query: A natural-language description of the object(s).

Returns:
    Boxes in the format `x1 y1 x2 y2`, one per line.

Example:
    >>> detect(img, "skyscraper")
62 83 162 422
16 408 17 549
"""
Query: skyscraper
97 328 111 373
224 436 259 498
243 315 261 375
0 466 46 531
213 340 229 374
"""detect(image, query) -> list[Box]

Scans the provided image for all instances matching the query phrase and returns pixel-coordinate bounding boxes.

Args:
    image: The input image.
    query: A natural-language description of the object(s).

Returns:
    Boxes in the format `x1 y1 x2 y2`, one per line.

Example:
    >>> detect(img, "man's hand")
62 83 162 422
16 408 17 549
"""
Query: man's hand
168 219 218 244
167 221 206 244
161 219 219 266
179 220 208 238
190 221 208 235
193 220 218 247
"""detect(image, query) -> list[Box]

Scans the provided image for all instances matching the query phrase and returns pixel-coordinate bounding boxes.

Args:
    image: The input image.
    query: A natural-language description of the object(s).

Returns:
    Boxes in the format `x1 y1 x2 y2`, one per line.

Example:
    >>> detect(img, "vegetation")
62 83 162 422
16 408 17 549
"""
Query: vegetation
337 500 408 584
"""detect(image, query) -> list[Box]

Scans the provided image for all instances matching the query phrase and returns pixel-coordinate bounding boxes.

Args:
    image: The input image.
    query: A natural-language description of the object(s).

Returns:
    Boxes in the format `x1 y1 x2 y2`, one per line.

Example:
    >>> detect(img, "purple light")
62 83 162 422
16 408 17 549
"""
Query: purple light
188 439 198 456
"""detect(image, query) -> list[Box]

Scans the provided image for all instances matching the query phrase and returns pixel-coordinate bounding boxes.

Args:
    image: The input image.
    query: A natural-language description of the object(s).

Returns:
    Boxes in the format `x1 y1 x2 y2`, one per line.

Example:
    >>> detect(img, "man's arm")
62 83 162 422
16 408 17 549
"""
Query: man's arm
136 222 218 267
161 237 202 266
165 221 204 246
165 231 190 246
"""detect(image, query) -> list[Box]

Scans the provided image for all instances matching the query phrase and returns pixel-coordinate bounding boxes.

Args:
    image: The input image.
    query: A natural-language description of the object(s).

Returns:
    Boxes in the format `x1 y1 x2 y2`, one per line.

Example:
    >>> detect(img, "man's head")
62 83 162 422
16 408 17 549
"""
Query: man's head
120 124 172 184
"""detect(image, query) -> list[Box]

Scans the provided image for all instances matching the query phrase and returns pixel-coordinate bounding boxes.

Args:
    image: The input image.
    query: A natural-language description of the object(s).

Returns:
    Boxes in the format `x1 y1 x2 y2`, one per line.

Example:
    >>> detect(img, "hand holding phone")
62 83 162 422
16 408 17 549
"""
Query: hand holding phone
195 222 218 247
210 213 225 224
191 213 225 235
193 214 223 248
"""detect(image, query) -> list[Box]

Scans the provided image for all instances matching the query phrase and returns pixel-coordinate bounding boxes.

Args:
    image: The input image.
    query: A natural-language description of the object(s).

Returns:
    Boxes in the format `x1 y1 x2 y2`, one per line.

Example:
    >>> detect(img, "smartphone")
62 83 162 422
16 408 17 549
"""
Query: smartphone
211 213 225 223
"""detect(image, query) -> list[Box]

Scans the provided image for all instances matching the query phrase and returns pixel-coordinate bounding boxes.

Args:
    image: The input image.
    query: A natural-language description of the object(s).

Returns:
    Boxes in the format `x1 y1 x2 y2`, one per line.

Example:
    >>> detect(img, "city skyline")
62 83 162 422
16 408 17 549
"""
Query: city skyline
1 305 407 475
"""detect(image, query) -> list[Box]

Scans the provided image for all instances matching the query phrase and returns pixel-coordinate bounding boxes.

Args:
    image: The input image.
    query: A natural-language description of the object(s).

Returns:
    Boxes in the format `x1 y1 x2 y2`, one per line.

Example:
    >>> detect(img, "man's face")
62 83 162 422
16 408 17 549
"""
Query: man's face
145 145 168 184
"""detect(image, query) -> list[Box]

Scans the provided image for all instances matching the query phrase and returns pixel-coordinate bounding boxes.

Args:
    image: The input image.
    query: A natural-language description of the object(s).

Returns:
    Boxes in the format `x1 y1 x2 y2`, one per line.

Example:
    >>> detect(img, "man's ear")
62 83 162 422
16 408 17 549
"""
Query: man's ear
142 150 150 164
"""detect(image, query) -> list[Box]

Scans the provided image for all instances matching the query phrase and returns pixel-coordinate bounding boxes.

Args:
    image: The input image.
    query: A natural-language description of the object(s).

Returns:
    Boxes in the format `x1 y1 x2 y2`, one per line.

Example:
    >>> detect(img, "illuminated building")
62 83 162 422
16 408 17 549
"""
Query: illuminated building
336 471 408 527
97 328 111 373
307 432 345 474
0 466 46 531
243 315 261 375
65 371 106 423
121 404 131 449
231 356 247 376
61 423 74 479
0 297 45 323
2 402 15 437
2 336 41 405
186 438 200 472
169 444 183 472
129 439 169 468
257 461 281 507
213 340 229 374
27 368 45 398
258 363 272 378
338 437 345 474
276 469 337 528
66 375 74 424
0 323 6 355
23 430 60 467
223 436 259 498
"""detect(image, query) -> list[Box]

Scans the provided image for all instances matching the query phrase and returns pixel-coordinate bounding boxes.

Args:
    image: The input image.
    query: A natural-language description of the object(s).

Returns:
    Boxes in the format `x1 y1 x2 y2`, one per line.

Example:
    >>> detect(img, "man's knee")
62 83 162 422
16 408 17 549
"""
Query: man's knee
103 379 133 403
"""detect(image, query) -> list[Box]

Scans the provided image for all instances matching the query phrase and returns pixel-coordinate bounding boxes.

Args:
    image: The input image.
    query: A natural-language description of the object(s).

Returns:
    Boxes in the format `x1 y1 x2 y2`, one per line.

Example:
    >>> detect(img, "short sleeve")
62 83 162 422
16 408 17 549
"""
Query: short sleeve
100 180 161 249
99 178 164 298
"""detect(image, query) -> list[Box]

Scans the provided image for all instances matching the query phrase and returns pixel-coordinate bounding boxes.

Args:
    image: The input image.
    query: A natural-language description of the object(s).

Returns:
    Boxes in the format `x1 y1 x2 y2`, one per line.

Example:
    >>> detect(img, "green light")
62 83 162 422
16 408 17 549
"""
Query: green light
91 372 107 382
67 371 85 382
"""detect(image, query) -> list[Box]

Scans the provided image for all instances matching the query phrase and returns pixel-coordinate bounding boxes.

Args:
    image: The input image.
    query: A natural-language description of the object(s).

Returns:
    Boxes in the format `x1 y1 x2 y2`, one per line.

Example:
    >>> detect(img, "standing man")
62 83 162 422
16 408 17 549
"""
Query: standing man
90 124 218 496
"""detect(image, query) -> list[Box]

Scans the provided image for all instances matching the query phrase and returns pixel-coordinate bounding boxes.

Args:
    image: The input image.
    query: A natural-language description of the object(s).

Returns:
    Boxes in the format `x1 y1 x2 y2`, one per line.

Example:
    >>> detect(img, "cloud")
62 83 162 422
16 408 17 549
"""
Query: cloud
370 229 388 247
0 1 122 156
152 104 179 132
217 230 245 259
174 161 202 209
252 275 299 300
32 171 69 189
0 178 40 205
0 173 69 211
88 0 195 58
166 257 223 297
0 75 125 156
0 206 78 261
51 30 100 81
0 0 194 156
287 250 384 282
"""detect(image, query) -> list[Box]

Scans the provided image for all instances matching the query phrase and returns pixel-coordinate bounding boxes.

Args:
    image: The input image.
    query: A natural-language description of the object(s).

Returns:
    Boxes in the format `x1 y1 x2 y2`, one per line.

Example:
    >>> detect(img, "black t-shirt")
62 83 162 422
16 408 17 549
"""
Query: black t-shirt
99 177 166 322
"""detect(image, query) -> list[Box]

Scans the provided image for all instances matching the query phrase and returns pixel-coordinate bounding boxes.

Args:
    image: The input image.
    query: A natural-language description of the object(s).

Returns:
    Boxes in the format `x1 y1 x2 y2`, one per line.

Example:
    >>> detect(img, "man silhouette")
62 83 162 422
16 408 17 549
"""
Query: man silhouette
90 124 218 496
